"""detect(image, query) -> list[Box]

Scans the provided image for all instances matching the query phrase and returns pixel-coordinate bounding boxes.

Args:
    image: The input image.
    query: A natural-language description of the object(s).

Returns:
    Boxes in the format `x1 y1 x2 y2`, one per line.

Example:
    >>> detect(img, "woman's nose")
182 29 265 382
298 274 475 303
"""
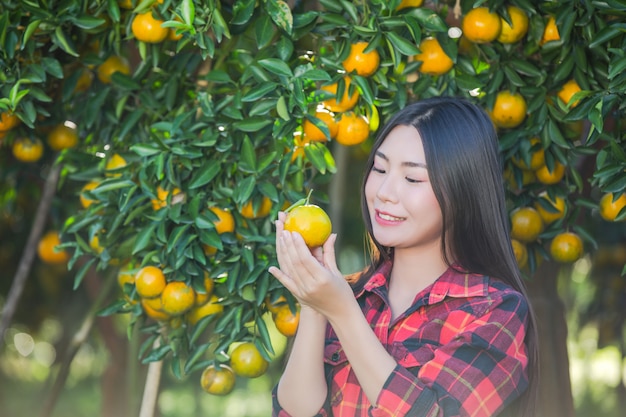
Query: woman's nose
376 175 398 203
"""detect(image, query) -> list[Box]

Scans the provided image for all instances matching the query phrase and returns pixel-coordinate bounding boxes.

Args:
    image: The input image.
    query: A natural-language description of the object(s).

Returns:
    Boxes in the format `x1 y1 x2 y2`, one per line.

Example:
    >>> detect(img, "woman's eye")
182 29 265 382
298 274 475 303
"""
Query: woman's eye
372 166 385 174
406 177 421 183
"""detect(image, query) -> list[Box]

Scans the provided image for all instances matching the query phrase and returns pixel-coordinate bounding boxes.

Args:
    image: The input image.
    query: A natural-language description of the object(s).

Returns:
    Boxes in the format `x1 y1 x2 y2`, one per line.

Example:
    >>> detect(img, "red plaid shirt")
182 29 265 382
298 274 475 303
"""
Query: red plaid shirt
273 262 530 417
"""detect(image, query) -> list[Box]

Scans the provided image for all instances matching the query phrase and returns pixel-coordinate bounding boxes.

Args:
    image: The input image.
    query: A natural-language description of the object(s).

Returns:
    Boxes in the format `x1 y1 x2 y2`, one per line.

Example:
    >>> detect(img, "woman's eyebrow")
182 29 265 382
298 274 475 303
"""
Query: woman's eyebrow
374 150 427 168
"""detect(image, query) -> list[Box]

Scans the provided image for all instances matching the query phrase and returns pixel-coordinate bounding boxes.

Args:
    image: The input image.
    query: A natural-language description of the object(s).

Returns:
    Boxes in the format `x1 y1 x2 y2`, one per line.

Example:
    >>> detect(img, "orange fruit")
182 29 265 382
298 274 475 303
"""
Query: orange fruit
462 7 502 44
135 266 166 299
240 196 273 219
335 112 370 146
47 124 78 151
38 231 70 264
273 304 300 337
187 295 224 325
396 0 423 10
131 11 169 44
229 342 269 378
74 68 94 93
201 364 236 396
12 138 44 163
342 41 380 77
80 181 100 209
152 186 182 210
511 239 528 269
535 161 565 185
599 193 626 222
497 6 529 44
550 232 584 263
203 244 218 256
0 112 21 131
194 273 215 306
168 17 184 41
541 16 560 45
321 77 360 112
117 264 136 288
414 37 454 75
265 295 288 314
510 207 544 243
105 153 127 177
557 79 582 108
161 281 196 316
118 0 133 9
89 234 104 254
512 137 545 171
303 109 338 142
290 131 311 161
142 294 164 311
490 91 527 129
97 55 131 84
141 299 170 321
210 207 235 234
534 192 566 225
504 166 536 190
284 204 332 247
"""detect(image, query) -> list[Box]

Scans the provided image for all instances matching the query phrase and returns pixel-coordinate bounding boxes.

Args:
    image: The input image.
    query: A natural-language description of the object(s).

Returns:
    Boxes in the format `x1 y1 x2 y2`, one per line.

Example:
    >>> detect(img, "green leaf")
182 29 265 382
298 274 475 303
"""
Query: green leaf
258 58 293 78
72 258 97 290
119 109 145 140
255 14 275 49
131 143 163 156
242 82 278 102
588 24 625 48
52 26 79 57
276 96 290 121
184 343 212 374
189 163 221 189
304 143 328 174
23 19 41 47
233 117 273 132
318 0 343 13
386 32 420 56
107 0 121 22
408 8 448 32
41 57 63 79
181 0 196 26
71 15 107 30
299 69 331 81
234 176 256 204
142 344 172 364
97 299 129 317
266 0 293 34
167 224 192 250
133 223 157 254
239 136 257 173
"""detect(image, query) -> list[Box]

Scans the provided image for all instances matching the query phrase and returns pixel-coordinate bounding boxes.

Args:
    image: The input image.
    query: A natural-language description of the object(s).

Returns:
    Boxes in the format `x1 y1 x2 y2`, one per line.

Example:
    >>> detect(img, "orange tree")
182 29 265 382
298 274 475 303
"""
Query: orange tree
1 0 625 415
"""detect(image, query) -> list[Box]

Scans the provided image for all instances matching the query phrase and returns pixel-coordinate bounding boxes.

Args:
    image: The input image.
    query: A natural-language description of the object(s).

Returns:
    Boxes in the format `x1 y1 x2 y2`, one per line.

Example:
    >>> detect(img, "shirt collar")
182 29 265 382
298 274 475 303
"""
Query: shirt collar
359 261 489 304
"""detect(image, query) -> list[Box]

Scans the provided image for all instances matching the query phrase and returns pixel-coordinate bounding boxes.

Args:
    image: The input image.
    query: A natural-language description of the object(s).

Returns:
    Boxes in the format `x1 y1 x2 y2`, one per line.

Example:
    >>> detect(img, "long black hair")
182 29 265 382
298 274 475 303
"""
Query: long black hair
354 96 538 417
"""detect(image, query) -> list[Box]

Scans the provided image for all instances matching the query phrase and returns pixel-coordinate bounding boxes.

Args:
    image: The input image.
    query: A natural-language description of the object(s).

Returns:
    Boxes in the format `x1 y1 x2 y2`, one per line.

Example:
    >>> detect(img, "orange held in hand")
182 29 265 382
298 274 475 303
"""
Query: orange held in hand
283 192 332 248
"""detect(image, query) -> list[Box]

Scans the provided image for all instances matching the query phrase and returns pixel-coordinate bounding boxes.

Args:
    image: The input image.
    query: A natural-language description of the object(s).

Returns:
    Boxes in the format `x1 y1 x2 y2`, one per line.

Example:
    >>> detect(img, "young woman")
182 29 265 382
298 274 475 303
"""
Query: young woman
268 97 539 417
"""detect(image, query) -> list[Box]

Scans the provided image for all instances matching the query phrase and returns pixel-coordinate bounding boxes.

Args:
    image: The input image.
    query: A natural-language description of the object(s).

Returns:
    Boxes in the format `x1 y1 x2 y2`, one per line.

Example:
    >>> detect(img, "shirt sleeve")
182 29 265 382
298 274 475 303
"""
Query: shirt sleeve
271 384 330 417
371 290 530 417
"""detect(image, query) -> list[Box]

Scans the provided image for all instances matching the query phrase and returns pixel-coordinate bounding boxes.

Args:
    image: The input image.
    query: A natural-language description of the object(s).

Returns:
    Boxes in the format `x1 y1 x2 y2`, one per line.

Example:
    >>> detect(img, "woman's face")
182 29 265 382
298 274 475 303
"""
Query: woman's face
364 125 444 253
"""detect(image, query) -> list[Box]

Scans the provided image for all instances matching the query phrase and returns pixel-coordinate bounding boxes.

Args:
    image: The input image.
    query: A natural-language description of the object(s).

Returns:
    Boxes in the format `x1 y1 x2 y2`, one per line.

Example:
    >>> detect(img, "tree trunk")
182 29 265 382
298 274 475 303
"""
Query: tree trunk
526 261 576 417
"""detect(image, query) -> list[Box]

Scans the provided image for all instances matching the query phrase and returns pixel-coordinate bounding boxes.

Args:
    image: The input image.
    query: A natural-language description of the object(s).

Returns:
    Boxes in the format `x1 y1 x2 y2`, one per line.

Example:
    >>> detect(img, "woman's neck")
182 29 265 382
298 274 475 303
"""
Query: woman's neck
389 243 450 297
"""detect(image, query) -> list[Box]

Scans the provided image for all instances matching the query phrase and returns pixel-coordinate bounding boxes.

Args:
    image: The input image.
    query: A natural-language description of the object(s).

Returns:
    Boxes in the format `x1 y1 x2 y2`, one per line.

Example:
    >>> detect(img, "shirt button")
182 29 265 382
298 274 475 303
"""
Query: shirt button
331 352 340 361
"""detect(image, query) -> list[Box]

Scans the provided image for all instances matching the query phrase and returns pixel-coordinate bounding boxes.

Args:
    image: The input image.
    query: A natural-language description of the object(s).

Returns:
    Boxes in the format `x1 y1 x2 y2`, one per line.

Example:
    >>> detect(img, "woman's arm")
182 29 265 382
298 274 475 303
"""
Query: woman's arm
274 306 329 417
269 226 398 406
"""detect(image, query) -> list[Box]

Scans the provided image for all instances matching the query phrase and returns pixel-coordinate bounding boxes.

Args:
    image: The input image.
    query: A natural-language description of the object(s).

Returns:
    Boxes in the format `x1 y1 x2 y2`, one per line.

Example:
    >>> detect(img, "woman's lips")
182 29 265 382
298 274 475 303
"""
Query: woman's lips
374 210 405 225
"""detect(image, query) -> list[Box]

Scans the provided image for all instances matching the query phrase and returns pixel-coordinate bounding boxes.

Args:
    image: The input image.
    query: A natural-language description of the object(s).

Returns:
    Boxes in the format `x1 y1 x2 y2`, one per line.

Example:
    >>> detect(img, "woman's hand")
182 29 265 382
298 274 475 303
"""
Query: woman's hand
268 212 354 318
